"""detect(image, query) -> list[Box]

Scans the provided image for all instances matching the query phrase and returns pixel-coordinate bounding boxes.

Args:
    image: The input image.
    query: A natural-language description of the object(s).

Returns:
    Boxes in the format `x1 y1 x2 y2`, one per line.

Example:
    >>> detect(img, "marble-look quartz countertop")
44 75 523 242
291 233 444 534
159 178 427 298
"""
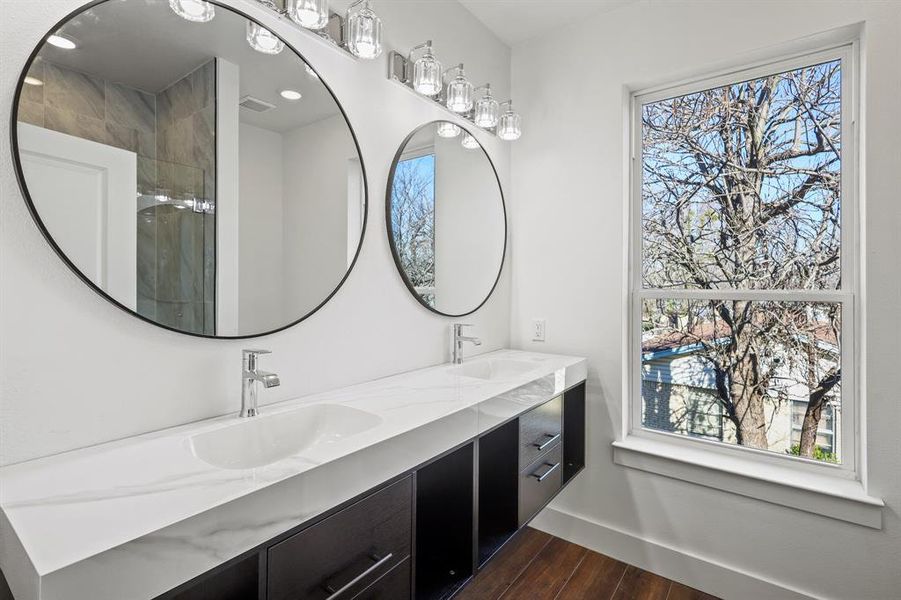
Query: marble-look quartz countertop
0 349 586 600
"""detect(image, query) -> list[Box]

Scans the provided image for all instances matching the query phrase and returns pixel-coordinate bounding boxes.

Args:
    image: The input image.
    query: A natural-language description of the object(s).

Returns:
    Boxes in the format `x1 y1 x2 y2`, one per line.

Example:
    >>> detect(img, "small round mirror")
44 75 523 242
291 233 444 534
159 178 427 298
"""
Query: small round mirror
13 0 366 338
387 121 506 316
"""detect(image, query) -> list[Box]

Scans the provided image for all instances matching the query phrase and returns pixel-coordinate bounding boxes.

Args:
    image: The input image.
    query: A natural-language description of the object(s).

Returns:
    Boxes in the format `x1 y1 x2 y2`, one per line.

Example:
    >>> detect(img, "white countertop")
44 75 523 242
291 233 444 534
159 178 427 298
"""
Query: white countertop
0 349 586 600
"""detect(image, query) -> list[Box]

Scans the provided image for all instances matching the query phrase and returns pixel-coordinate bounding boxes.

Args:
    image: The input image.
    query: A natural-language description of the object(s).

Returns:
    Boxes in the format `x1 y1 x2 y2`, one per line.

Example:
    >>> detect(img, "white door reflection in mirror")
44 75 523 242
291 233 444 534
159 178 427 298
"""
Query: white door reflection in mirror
19 124 137 311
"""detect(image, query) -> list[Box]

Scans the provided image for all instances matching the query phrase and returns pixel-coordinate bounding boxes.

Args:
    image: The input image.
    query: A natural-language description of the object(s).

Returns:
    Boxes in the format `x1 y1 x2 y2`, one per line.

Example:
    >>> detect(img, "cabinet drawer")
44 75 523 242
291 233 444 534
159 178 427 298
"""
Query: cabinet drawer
518 445 562 526
352 556 411 600
267 476 412 600
519 395 563 469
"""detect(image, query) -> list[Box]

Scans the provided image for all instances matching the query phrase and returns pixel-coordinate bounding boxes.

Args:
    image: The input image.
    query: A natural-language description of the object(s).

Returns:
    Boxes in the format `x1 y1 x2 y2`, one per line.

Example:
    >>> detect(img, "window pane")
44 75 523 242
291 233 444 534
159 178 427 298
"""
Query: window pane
641 299 841 462
641 60 842 290
391 154 436 306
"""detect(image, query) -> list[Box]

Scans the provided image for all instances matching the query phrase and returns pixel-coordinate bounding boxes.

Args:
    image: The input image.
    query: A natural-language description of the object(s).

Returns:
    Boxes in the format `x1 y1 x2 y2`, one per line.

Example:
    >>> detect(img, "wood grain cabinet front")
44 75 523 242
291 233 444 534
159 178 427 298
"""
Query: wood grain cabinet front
267 476 413 600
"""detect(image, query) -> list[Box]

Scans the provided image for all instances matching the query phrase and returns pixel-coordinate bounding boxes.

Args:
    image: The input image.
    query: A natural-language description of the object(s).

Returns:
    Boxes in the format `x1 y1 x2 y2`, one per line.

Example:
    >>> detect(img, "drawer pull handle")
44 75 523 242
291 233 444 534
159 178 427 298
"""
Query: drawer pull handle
531 461 560 482
533 433 560 451
323 552 394 599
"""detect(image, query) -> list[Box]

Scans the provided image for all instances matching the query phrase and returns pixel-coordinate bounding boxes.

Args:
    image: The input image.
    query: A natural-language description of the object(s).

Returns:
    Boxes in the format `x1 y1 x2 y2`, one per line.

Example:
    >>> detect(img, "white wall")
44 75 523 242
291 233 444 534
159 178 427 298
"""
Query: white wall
511 2 900 599
0 0 512 465
434 134 505 314
238 122 285 333
282 115 355 315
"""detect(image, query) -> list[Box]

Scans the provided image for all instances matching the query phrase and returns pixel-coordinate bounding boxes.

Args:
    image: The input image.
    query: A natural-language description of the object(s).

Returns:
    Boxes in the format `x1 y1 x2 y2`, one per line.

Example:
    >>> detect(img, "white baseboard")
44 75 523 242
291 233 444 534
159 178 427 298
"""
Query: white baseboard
530 506 815 600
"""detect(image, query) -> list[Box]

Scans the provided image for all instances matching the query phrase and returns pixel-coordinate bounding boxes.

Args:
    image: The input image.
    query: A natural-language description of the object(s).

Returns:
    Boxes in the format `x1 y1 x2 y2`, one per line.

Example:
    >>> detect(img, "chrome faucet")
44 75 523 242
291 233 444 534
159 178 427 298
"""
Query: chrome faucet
241 349 280 418
452 324 482 365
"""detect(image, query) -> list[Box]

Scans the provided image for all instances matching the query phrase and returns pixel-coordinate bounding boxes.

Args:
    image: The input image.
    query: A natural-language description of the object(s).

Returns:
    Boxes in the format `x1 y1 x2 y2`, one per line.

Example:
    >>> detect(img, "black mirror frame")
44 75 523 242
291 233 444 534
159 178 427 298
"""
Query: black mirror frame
10 0 369 340
385 120 507 318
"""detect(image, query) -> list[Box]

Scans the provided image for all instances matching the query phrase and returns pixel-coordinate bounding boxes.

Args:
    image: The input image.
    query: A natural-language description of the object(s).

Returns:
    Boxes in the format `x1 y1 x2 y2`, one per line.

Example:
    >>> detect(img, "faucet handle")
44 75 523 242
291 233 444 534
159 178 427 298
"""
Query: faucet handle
454 323 474 331
243 349 271 370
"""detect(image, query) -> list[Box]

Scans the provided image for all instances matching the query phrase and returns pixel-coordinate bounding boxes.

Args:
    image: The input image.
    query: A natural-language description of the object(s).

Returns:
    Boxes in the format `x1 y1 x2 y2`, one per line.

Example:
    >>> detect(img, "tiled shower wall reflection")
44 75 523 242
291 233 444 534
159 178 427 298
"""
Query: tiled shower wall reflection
148 60 217 335
18 59 217 335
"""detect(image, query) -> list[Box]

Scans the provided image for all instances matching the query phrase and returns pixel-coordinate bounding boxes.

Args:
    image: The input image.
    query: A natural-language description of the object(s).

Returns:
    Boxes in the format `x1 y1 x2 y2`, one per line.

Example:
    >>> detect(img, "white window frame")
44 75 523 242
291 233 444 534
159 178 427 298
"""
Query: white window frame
625 44 861 481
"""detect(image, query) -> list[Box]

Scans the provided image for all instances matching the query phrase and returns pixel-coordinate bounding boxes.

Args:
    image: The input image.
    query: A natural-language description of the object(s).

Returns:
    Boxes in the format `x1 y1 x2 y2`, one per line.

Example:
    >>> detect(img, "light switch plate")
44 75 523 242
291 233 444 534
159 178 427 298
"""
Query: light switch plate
532 319 546 342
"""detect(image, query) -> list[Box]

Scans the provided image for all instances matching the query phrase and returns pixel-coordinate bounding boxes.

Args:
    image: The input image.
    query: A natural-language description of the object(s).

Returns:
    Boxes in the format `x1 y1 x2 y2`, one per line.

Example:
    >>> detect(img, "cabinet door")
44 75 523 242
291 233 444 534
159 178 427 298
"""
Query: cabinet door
519 396 563 469
267 477 413 600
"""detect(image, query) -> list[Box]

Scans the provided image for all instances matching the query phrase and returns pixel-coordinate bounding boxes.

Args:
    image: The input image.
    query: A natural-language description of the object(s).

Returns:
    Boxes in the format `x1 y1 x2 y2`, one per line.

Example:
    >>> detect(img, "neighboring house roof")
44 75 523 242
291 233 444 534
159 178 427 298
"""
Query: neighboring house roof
642 321 839 356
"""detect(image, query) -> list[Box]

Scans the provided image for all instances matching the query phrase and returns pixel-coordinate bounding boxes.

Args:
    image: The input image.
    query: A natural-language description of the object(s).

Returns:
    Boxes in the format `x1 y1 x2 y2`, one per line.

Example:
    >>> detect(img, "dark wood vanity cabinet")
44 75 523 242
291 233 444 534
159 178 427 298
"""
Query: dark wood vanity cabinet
267 476 413 600
155 381 586 600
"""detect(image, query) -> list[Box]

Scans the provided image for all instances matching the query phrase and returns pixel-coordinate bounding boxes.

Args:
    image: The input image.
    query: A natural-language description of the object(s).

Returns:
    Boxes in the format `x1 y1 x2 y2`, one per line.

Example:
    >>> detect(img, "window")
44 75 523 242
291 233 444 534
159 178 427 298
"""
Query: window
391 152 436 305
631 48 855 468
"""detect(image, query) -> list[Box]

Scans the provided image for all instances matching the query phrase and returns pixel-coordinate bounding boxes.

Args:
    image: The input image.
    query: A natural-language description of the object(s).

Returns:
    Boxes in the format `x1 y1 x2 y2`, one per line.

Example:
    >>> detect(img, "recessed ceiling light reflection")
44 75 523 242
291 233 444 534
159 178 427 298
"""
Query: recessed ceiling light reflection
47 34 77 50
280 89 302 100
305 64 319 79
24 76 44 86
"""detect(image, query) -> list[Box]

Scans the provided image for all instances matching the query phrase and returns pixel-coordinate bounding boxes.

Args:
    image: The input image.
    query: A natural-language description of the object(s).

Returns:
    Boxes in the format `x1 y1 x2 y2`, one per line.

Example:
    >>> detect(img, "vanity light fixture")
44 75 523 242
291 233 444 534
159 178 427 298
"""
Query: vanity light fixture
406 41 442 96
461 133 479 150
497 100 522 141
46 34 76 50
346 0 382 59
169 0 215 23
445 64 473 113
280 89 302 100
473 84 499 129
246 20 284 54
287 0 328 30
24 76 44 86
436 121 461 138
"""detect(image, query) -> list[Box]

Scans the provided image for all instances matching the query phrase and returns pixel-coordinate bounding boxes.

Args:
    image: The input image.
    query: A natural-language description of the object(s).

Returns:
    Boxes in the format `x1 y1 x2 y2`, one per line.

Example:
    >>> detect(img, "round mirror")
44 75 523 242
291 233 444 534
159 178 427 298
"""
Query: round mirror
387 121 506 316
13 0 366 338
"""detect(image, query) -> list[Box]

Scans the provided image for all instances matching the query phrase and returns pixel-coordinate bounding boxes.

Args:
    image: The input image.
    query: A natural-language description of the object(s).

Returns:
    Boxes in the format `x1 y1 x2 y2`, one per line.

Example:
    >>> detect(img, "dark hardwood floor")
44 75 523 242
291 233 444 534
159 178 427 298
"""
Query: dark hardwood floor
457 528 720 600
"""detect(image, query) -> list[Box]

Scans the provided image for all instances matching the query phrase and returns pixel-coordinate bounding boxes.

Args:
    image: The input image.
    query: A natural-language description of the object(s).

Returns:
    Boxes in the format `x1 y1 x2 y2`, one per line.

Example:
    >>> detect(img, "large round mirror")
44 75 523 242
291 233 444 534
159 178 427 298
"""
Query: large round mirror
13 0 366 338
387 121 506 316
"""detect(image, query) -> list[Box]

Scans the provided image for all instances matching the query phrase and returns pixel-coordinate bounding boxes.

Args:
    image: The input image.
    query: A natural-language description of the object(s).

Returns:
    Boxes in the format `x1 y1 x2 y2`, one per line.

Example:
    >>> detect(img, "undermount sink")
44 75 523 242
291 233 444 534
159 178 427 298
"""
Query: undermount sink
451 358 538 380
190 404 382 470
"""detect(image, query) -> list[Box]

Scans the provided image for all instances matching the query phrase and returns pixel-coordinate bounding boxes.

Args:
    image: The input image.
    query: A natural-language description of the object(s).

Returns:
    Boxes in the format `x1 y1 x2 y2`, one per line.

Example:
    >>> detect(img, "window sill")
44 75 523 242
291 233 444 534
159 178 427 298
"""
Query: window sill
612 436 884 529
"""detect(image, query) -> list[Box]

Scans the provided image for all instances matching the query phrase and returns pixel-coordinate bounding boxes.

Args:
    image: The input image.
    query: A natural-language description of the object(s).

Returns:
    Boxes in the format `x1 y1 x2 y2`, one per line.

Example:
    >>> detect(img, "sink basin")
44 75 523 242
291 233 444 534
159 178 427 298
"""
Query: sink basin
190 404 382 470
451 359 537 380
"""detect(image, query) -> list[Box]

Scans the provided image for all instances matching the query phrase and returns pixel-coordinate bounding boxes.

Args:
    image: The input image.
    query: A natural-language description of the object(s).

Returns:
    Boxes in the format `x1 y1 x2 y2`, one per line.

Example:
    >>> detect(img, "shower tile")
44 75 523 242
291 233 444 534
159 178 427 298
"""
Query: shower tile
203 301 215 336
104 122 140 153
44 62 105 120
16 100 44 127
136 295 158 322
157 117 195 166
106 82 155 133
193 106 215 174
45 107 106 145
137 157 157 194
137 129 157 159
158 75 195 122
21 60 44 105
192 61 215 111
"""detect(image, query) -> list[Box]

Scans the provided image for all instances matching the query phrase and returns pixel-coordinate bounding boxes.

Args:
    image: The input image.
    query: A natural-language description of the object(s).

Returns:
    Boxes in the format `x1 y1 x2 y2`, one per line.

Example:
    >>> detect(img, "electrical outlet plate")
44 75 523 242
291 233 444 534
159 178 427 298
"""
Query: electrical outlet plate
532 319 546 342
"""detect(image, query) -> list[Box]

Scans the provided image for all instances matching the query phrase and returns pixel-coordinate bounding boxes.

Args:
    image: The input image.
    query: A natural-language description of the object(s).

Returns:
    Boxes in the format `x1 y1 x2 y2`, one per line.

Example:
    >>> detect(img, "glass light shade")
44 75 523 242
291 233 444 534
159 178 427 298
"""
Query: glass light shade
436 122 461 138
461 133 479 150
497 109 522 141
287 0 328 30
413 49 442 96
474 93 499 129
246 21 283 55
446 74 473 113
347 3 382 59
169 0 215 22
